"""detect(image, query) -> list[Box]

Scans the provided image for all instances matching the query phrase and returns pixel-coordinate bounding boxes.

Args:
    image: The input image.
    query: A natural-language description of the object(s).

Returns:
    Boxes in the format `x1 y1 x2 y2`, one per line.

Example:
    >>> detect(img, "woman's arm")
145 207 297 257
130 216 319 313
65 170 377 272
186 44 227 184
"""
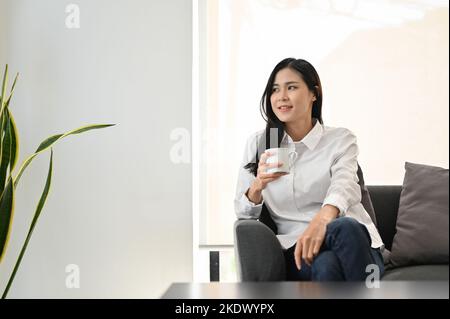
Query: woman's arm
294 204 339 269
234 133 264 219
322 130 361 215
234 133 287 218
246 184 263 205
294 130 362 269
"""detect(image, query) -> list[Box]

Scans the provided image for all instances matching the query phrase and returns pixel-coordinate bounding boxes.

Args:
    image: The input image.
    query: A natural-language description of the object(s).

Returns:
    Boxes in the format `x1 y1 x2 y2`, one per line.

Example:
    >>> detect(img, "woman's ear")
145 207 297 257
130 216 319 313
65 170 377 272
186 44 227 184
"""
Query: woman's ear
313 85 319 101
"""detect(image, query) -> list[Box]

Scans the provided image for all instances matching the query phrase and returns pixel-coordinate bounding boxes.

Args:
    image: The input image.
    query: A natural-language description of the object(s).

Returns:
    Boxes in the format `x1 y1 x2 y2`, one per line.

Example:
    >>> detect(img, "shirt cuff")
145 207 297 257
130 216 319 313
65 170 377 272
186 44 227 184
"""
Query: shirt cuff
236 192 264 219
322 194 349 217
243 191 264 208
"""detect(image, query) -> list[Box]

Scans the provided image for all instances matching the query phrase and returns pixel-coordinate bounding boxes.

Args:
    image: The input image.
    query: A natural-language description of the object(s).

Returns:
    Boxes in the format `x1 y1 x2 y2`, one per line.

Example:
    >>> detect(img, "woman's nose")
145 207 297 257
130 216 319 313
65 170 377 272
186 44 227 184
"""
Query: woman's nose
278 94 288 101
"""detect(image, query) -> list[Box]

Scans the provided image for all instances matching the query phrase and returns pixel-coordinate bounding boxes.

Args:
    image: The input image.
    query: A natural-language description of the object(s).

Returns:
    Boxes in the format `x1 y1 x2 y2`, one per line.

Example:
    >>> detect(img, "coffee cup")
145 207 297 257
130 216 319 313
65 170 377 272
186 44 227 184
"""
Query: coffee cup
265 148 298 174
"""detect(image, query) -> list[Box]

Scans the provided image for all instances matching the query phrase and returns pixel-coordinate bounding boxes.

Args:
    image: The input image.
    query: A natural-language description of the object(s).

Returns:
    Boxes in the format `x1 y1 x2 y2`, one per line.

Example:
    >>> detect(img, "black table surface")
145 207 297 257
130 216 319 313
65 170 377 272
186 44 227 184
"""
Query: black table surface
161 281 449 299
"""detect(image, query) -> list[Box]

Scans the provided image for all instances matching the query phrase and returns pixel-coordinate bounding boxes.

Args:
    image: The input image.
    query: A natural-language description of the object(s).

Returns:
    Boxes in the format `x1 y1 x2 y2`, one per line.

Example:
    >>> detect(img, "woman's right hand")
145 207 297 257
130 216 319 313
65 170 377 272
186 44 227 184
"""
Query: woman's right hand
246 151 288 204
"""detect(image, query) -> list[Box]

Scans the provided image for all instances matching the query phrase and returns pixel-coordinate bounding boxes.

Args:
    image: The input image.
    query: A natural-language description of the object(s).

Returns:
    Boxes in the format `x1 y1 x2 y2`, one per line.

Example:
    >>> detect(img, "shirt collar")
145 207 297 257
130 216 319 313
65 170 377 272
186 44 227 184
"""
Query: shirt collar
282 118 323 150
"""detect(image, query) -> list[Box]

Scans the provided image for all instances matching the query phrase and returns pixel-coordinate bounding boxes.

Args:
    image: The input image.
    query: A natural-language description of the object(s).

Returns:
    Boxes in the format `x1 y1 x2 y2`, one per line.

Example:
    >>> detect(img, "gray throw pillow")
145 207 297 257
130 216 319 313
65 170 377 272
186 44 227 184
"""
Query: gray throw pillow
390 162 449 267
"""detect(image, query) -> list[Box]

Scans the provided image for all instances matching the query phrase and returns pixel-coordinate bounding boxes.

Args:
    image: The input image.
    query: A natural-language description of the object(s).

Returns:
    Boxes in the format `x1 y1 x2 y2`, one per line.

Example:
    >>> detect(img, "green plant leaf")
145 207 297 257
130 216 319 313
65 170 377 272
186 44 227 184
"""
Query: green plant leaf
2 150 53 299
34 134 64 153
0 113 6 179
0 67 17 116
0 110 19 195
4 72 19 109
14 123 115 188
0 68 18 187
0 112 12 195
0 177 14 263
8 109 19 173
35 124 114 152
0 64 7 110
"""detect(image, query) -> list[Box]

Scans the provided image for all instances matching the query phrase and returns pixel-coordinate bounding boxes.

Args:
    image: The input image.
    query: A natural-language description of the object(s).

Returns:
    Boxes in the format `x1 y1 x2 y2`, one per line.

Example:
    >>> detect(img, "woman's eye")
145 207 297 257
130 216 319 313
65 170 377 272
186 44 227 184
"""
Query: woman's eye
272 87 279 93
288 86 296 90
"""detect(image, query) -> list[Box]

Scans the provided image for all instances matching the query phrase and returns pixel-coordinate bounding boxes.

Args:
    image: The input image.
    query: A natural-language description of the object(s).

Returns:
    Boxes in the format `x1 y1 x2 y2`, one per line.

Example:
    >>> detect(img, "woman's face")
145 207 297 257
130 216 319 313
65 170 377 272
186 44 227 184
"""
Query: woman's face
270 67 316 124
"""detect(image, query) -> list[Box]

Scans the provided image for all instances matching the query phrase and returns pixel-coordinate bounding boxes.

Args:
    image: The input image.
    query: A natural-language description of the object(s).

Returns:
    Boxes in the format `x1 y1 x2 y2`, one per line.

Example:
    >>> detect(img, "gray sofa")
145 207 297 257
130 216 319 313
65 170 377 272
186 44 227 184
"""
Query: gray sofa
234 185 449 281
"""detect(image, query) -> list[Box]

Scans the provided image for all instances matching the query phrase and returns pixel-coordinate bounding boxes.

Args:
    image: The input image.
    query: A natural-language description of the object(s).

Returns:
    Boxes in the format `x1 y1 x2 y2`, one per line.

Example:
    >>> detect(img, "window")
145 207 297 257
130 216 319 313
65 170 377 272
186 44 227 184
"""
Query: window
193 0 449 280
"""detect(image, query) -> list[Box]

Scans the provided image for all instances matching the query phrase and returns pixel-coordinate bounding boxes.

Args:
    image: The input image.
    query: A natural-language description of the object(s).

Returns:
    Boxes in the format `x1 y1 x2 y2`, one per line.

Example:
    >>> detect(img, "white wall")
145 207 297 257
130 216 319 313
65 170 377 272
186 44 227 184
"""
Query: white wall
0 0 192 298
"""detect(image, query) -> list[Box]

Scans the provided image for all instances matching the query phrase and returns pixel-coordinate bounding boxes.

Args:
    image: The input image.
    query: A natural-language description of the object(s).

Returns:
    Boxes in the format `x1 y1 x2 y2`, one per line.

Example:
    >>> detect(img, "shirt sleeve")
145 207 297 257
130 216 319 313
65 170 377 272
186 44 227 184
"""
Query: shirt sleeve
234 133 264 219
322 130 362 216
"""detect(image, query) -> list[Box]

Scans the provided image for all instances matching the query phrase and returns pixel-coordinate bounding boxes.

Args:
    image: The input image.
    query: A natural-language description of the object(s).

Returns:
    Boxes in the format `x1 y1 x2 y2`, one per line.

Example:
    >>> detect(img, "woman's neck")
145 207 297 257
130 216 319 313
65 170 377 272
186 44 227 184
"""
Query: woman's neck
285 118 314 142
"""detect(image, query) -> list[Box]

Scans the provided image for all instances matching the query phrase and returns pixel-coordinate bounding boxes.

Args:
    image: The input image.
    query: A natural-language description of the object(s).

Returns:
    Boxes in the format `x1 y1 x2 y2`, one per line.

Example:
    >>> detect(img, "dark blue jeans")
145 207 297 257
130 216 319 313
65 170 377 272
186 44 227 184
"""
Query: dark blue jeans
283 217 385 281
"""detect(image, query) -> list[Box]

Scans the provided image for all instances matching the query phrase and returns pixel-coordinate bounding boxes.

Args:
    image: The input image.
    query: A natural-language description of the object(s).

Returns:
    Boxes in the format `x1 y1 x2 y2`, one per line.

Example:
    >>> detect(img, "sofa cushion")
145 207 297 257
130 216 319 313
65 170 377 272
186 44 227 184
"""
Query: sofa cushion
382 265 449 281
390 162 449 267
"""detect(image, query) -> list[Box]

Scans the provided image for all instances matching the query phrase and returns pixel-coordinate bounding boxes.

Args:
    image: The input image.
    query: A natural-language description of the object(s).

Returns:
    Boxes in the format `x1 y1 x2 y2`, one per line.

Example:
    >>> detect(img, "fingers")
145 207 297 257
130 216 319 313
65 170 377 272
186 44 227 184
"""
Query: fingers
259 151 271 165
294 241 302 270
295 237 319 269
312 240 321 259
258 174 288 189
295 236 312 270
303 239 323 266
259 151 283 167
260 171 287 179
306 240 316 266
259 161 283 171
257 161 286 181
256 151 288 190
302 238 311 266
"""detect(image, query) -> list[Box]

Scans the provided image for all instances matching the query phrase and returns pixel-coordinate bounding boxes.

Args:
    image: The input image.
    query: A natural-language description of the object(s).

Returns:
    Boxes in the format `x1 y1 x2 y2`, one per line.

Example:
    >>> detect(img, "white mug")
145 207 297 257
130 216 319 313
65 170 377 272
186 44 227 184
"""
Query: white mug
265 148 298 174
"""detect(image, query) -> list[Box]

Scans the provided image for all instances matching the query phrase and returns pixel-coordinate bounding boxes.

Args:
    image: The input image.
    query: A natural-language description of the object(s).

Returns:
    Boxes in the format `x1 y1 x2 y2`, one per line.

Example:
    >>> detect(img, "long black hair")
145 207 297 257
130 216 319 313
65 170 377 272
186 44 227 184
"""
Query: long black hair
244 58 323 176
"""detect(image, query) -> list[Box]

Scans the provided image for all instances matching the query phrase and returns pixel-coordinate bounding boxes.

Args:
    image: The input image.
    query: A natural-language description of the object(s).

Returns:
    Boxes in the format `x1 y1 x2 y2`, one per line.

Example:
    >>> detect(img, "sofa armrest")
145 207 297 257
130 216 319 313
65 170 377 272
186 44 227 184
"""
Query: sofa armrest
234 219 286 281
367 185 402 251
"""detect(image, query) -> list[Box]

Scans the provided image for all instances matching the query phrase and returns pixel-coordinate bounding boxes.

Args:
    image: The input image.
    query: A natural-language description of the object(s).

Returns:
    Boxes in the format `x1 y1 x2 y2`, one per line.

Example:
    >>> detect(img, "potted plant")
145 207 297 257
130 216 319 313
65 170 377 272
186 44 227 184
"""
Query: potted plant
0 65 114 298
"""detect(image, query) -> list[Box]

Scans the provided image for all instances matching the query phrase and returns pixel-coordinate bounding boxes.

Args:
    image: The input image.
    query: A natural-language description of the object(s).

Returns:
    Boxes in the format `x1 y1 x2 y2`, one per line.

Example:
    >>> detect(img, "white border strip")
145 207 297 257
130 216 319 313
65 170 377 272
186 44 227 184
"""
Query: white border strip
192 0 200 283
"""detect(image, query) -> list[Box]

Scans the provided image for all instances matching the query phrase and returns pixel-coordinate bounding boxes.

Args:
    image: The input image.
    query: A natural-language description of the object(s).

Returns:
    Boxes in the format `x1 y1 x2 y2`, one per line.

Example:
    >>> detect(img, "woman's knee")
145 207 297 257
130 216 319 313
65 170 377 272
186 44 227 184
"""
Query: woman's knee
327 217 365 237
325 217 372 255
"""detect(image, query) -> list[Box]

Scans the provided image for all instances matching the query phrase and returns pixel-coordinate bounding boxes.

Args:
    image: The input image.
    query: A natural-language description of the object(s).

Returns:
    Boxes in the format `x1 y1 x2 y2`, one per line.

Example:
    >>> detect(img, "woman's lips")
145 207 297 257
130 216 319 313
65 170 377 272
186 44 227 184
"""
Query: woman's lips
278 105 293 112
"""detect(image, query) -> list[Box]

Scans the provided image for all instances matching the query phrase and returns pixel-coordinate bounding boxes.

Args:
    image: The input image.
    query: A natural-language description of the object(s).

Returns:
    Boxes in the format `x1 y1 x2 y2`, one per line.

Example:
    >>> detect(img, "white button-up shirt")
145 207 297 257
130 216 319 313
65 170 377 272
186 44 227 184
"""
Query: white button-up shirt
234 120 384 250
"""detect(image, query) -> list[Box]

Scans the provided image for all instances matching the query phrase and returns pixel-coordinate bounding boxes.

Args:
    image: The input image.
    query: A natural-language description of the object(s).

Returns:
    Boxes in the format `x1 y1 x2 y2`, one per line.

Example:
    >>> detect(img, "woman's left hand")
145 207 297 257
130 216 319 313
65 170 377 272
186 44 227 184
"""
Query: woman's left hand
294 205 339 270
